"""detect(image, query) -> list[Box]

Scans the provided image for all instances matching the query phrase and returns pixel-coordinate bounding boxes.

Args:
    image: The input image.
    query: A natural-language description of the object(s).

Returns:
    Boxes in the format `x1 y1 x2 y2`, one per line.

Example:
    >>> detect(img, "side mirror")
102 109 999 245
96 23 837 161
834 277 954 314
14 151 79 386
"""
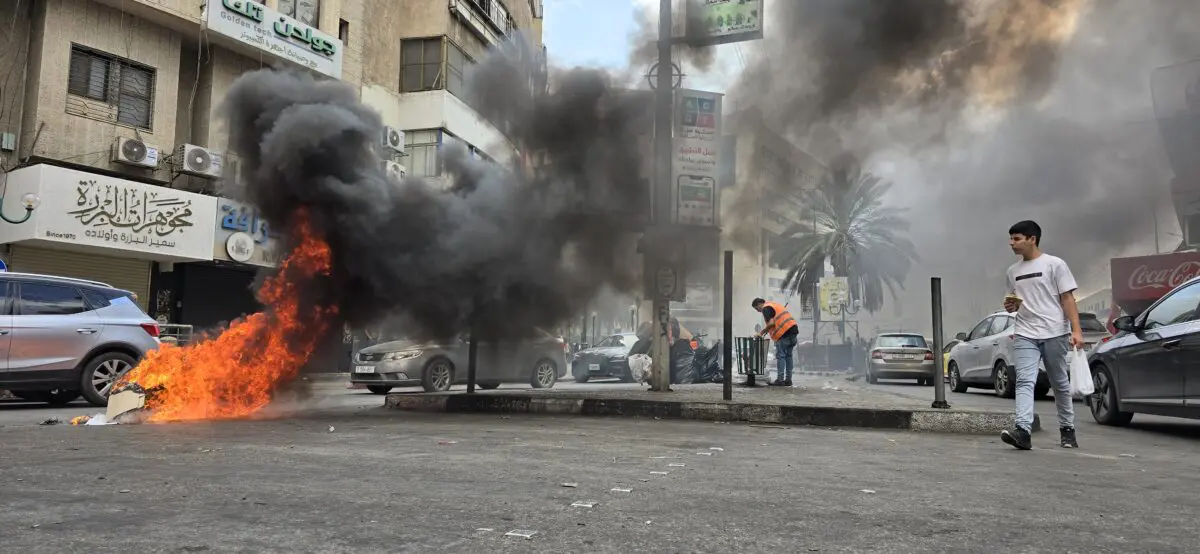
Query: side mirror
1113 315 1138 333
955 332 968 341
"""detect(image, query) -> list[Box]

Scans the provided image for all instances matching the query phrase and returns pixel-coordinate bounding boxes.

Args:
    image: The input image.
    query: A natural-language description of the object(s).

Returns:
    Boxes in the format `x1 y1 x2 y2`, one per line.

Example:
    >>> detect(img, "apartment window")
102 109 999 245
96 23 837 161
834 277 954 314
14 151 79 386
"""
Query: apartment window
405 129 441 177
278 0 320 27
68 46 155 129
446 42 468 97
338 19 350 42
401 38 444 92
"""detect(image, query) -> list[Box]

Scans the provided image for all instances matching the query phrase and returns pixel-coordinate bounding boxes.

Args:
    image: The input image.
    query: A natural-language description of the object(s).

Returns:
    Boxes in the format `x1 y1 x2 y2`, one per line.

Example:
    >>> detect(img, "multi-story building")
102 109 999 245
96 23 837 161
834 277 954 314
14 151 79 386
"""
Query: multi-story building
358 0 546 181
0 0 544 353
718 108 828 339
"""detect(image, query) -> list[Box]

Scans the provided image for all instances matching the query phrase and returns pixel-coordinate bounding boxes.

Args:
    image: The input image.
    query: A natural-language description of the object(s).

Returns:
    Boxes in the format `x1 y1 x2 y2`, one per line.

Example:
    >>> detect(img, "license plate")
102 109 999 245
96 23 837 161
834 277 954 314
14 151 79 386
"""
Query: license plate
588 363 600 372
354 365 375 374
891 354 918 360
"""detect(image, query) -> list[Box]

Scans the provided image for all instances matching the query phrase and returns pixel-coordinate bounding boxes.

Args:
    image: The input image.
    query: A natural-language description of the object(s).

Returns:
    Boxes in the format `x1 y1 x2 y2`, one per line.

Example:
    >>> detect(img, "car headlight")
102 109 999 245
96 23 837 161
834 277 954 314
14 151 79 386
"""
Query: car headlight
381 350 422 361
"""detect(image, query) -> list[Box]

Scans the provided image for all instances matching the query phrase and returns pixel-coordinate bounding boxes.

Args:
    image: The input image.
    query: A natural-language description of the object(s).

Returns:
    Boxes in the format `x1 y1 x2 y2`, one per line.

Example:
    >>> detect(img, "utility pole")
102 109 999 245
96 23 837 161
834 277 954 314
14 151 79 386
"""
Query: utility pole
648 0 675 392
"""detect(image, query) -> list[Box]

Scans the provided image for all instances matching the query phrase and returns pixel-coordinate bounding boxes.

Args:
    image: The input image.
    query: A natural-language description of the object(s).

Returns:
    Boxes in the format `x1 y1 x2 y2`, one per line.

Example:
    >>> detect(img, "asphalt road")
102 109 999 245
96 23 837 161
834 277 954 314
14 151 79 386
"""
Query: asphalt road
4 385 1200 553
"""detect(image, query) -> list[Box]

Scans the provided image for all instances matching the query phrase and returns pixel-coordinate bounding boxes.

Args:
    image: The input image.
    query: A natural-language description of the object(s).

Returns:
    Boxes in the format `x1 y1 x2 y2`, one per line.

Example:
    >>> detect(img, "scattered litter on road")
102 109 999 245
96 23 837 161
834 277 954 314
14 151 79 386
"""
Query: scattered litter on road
668 463 686 468
570 501 597 508
505 529 537 539
437 440 458 446
644 520 652 525
119 489 131 494
476 528 494 532
561 482 578 488
696 452 713 456
39 417 61 426
327 426 335 433
650 456 668 459
1120 453 1137 458
650 471 669 475
31 524 39 529
709 447 724 452
859 489 876 494
611 488 632 493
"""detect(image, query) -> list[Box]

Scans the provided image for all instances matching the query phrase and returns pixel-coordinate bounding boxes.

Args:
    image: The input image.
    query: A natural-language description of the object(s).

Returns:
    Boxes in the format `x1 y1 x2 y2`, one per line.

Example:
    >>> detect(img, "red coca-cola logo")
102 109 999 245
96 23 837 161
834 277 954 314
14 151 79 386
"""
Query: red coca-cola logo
1127 261 1200 291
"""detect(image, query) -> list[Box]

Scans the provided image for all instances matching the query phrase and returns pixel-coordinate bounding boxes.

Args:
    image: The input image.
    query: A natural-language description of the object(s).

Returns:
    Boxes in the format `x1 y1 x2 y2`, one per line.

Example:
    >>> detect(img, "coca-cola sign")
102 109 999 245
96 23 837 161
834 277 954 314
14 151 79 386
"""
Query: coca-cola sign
1112 252 1200 314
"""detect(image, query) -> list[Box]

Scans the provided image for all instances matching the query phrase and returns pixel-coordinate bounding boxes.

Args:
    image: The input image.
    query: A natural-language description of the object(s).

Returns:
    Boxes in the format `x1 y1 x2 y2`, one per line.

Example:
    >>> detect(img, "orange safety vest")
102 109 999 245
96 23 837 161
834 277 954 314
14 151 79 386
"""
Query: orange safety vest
762 301 798 341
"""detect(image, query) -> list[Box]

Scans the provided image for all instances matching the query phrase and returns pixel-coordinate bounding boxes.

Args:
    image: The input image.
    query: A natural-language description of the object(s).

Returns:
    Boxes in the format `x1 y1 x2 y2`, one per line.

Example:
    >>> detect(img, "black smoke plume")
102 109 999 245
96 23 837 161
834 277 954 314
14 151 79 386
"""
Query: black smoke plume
221 43 652 341
725 0 1200 331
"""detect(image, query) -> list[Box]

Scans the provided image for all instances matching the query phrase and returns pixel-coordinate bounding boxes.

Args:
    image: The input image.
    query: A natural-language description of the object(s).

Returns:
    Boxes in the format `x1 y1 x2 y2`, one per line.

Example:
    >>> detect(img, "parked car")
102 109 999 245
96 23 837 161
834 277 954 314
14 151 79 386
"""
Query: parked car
1088 276 1200 425
947 311 1110 398
941 339 960 380
571 333 639 383
351 330 568 393
866 333 937 385
0 272 161 407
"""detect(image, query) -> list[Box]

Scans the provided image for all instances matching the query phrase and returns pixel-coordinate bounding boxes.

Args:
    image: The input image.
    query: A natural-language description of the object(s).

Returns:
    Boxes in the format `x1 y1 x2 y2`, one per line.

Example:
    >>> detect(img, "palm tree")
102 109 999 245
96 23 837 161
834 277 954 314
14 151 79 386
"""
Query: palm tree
770 157 917 314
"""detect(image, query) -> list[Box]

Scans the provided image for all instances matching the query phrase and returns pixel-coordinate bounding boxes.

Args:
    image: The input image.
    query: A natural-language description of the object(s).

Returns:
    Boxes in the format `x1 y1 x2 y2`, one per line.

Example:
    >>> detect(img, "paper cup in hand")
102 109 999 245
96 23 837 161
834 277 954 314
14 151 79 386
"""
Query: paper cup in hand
1005 294 1022 309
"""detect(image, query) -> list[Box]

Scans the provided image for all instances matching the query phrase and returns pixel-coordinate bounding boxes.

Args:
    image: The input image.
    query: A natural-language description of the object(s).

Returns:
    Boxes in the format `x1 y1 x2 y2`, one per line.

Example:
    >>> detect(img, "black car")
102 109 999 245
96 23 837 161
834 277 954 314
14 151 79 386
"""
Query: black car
1087 275 1200 426
571 333 638 383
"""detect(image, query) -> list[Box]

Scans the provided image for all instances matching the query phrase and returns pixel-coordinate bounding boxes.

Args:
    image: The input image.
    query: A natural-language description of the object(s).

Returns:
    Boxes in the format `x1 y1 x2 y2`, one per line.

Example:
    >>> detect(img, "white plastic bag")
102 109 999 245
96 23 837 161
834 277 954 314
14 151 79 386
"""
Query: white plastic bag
1069 349 1095 398
628 354 652 384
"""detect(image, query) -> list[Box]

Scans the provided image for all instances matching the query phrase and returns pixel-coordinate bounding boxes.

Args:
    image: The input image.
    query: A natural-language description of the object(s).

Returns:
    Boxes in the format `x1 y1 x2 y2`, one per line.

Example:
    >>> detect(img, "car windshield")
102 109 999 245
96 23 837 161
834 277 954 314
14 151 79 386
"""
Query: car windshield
876 335 927 348
1079 315 1107 333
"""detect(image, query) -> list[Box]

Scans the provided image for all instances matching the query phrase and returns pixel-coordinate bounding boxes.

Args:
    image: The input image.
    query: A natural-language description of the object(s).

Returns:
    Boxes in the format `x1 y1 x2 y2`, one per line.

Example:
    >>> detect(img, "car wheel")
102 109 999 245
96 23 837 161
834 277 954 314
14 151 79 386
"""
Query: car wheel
421 358 454 392
531 358 558 389
366 385 393 395
573 363 590 383
993 362 1016 399
478 382 501 390
80 352 137 406
1090 364 1133 426
949 364 968 393
866 367 878 384
11 389 81 406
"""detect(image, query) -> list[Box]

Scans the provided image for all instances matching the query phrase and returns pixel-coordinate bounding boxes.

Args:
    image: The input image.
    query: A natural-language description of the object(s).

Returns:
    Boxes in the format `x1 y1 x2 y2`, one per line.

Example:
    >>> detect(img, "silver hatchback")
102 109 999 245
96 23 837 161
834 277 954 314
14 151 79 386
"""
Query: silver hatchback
0 273 161 406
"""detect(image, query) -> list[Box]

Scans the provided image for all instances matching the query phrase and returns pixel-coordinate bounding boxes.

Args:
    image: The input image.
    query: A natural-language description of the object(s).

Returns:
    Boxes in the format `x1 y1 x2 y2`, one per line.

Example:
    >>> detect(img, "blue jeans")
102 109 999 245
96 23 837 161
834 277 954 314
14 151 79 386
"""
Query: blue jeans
1013 334 1074 432
775 334 797 381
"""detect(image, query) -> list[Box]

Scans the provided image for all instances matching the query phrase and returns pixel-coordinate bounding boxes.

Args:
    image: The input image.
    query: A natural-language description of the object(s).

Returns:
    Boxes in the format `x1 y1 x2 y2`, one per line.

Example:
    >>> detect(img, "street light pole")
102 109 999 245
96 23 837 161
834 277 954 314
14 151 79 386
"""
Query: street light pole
648 0 675 392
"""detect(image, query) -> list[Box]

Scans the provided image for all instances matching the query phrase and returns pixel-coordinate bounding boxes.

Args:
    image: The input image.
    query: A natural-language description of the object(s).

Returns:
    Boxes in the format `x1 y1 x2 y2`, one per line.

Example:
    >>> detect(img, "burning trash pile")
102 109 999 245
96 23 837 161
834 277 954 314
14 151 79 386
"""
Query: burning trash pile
80 42 652 424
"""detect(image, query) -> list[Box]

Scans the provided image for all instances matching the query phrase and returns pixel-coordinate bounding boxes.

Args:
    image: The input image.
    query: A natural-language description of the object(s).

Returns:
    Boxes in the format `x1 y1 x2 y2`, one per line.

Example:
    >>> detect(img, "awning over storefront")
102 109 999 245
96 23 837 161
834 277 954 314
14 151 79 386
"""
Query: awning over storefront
0 164 219 262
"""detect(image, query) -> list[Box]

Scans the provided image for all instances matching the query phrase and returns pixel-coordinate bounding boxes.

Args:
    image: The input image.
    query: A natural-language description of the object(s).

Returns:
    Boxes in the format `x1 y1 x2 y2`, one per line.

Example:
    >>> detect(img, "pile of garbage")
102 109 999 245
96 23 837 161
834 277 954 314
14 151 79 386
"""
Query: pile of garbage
70 383 152 426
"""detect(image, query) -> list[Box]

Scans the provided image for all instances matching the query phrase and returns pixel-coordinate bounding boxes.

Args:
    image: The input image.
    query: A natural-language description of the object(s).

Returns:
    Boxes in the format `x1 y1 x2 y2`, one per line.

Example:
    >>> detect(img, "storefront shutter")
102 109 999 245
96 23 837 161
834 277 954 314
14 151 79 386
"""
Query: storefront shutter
8 246 152 311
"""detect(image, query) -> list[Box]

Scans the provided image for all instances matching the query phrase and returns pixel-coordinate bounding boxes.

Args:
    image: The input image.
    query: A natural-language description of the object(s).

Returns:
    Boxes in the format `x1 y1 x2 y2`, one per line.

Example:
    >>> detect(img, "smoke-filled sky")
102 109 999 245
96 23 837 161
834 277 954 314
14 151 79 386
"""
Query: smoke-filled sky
563 0 1198 333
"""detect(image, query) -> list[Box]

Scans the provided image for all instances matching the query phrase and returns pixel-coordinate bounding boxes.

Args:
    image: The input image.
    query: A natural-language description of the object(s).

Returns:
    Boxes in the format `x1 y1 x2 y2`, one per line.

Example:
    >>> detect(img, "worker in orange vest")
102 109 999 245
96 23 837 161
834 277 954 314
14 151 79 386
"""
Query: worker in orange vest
753 298 800 387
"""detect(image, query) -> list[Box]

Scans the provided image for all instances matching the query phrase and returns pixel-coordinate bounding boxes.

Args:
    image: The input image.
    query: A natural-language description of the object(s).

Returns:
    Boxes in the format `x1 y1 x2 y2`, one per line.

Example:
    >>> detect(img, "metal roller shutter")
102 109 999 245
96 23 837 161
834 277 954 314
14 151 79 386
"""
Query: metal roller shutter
8 246 152 311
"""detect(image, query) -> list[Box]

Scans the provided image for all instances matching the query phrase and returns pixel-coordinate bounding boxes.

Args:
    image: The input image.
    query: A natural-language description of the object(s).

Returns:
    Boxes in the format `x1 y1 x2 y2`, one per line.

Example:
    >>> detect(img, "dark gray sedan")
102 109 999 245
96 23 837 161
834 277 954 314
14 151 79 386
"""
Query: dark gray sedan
1088 276 1200 425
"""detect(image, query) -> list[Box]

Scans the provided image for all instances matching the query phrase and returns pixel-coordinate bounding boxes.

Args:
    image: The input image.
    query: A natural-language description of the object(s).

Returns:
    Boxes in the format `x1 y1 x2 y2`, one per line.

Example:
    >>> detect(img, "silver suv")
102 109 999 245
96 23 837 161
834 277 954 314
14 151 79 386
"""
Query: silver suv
0 272 160 406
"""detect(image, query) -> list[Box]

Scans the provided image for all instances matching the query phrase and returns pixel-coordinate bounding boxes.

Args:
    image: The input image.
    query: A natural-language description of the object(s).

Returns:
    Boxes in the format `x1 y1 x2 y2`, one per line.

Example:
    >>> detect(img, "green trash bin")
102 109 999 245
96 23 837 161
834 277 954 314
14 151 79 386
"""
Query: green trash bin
735 336 770 386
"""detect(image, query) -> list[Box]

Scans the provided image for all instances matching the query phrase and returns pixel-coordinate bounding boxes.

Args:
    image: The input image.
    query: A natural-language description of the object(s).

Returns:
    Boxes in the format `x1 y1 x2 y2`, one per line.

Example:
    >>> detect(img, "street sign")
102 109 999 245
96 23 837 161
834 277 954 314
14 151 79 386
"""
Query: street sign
0 258 7 272
654 265 679 299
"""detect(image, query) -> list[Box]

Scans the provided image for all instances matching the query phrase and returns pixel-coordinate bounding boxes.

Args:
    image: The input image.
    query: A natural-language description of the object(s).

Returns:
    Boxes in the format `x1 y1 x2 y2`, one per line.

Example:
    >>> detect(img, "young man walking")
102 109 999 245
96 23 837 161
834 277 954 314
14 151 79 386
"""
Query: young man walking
1000 220 1083 450
753 298 799 386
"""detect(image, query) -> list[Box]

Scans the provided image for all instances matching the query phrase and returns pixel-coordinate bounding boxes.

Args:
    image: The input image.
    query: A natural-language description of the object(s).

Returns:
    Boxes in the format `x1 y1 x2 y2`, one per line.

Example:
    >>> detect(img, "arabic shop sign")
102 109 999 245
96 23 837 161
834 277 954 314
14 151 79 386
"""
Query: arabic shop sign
0 165 218 260
205 0 344 79
684 0 763 47
672 88 723 227
213 200 283 267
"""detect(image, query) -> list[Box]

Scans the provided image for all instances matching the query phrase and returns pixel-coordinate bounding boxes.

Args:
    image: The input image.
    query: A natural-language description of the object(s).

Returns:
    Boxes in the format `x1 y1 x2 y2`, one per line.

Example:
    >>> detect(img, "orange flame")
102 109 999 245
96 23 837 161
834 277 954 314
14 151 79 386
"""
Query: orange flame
120 217 337 423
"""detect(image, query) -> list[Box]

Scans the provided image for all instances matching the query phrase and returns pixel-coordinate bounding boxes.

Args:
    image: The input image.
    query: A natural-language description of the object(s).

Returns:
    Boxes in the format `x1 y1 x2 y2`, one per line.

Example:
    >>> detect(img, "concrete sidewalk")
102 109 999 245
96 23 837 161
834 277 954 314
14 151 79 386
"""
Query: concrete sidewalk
384 376 1037 435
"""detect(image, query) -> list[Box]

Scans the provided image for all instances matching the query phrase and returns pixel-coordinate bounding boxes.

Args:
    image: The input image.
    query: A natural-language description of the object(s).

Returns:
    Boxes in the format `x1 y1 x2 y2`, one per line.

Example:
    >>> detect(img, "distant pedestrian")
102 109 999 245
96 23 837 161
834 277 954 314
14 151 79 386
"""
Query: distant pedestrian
752 298 799 386
1000 220 1083 450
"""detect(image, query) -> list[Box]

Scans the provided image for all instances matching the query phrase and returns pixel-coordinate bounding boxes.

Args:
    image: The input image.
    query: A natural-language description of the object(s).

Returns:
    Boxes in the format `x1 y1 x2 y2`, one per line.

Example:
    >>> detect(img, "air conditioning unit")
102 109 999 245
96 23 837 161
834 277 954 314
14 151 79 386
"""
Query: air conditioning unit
382 160 406 181
382 126 405 155
112 137 160 169
177 144 225 179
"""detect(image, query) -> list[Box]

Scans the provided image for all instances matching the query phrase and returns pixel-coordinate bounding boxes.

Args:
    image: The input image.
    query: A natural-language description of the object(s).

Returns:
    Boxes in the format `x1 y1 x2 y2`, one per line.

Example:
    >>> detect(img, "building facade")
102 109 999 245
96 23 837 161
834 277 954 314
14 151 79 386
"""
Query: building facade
0 0 544 362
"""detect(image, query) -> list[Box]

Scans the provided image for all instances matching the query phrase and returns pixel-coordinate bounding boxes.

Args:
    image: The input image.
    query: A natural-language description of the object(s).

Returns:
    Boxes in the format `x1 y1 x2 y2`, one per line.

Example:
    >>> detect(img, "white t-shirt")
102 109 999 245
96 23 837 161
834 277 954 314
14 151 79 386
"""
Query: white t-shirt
1006 253 1078 340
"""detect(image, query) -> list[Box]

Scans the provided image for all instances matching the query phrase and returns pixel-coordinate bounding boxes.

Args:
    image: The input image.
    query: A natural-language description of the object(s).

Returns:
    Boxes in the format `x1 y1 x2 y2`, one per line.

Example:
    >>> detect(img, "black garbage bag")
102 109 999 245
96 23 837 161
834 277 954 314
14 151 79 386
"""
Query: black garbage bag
697 342 724 383
670 340 697 384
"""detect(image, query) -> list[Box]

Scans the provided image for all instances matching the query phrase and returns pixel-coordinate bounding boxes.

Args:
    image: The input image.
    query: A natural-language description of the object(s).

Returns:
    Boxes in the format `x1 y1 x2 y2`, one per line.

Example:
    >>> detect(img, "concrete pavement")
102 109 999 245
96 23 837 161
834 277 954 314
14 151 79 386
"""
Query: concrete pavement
384 375 1038 434
3 400 1200 553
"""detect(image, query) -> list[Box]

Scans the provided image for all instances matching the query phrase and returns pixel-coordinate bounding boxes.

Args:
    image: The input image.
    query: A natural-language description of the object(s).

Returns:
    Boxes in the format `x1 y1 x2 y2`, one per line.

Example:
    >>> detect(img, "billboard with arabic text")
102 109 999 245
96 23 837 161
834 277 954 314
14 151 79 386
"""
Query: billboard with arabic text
0 164 218 261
